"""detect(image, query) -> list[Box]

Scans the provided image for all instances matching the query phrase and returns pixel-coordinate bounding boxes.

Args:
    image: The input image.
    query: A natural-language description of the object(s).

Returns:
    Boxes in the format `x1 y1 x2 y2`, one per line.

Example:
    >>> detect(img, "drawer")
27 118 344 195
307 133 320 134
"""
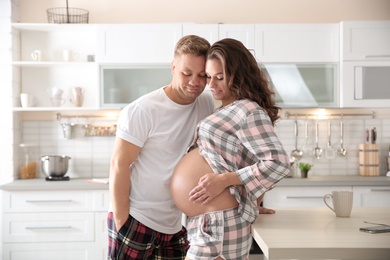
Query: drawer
3 190 94 212
353 186 390 207
263 186 352 208
95 212 108 242
93 190 110 211
3 212 94 243
2 242 97 260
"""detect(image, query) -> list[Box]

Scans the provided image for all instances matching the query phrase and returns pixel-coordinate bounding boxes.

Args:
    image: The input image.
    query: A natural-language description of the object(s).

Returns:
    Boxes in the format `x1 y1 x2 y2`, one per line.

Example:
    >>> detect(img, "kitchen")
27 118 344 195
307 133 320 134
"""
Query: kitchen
1 0 390 259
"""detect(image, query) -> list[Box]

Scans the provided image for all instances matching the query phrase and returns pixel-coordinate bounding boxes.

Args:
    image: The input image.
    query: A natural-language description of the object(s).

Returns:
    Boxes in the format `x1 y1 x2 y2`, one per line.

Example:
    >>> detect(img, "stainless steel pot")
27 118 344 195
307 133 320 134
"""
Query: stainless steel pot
41 155 71 177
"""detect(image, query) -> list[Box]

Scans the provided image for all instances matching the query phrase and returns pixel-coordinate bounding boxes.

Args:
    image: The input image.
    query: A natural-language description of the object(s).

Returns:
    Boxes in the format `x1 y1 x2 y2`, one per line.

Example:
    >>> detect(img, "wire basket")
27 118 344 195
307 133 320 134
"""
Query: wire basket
47 7 89 24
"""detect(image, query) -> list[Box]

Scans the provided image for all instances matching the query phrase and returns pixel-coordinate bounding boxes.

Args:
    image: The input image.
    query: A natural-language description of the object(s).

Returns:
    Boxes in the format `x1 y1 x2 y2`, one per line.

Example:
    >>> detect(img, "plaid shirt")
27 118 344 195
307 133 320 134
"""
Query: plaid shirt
189 99 291 223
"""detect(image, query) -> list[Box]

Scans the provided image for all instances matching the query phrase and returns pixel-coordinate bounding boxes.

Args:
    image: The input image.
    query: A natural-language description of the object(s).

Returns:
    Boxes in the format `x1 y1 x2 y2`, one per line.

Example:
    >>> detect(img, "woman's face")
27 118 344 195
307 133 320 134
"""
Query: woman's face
206 59 234 106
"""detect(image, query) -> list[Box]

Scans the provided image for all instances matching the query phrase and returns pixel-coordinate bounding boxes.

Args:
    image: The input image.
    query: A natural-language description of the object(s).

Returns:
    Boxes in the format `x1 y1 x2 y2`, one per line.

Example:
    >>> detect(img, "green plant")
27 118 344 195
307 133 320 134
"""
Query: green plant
299 162 313 172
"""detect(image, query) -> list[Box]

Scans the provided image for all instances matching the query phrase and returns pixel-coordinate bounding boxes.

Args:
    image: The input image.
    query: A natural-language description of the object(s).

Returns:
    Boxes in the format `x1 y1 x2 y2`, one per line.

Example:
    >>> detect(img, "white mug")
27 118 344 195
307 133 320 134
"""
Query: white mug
50 96 66 107
63 50 80 62
31 50 42 62
20 93 37 107
323 191 353 217
47 87 64 97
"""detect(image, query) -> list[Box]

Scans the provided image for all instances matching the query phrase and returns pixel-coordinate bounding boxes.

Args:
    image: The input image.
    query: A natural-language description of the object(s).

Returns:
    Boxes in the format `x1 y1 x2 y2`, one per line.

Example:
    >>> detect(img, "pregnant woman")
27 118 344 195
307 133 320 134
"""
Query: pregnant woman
171 38 291 260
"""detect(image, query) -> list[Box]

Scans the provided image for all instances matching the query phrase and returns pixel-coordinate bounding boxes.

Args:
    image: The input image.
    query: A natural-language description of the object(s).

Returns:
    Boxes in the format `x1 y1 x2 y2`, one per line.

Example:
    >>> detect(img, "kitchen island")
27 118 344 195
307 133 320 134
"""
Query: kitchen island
252 207 390 260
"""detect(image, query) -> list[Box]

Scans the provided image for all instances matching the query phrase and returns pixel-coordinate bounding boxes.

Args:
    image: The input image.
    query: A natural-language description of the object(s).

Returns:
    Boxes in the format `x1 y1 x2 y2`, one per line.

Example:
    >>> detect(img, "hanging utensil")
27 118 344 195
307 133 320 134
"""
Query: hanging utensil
325 116 335 159
290 116 303 162
313 120 323 159
371 127 377 144
337 118 347 156
302 116 309 154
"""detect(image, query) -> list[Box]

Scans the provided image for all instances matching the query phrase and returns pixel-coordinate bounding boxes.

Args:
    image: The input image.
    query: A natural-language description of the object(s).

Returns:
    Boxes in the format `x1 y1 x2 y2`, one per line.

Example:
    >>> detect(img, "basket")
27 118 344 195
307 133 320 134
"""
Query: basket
47 7 89 24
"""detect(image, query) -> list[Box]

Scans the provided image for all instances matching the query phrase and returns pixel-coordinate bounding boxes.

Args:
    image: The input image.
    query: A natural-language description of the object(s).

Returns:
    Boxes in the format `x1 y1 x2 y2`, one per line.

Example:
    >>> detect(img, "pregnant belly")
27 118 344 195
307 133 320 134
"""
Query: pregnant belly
171 147 238 217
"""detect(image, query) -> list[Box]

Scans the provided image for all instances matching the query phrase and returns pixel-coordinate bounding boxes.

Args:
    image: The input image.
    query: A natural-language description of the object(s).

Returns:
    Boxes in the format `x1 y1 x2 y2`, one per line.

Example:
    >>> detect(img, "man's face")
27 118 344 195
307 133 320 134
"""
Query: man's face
171 53 207 104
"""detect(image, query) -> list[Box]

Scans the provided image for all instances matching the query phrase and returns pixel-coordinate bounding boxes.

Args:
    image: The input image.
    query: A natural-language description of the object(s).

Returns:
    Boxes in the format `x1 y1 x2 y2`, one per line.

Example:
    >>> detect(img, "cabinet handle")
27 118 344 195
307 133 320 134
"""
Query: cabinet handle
25 199 73 203
286 196 323 199
370 189 390 192
365 55 390 58
25 226 72 230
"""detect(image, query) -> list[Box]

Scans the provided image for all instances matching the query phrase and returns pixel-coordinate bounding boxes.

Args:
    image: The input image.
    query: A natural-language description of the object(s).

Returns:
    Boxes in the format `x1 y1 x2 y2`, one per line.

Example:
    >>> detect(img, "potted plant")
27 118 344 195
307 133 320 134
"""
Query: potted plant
298 162 313 178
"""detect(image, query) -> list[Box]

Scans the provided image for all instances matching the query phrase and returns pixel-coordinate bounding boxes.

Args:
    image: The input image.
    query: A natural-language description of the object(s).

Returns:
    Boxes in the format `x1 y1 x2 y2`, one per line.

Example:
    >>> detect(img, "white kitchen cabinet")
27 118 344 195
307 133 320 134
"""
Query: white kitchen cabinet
100 64 171 108
11 23 99 111
264 185 390 208
218 24 255 50
97 24 182 63
3 212 94 243
2 243 97 260
263 186 352 208
182 23 219 45
341 21 390 61
255 24 339 62
2 190 94 212
353 186 390 207
341 60 390 107
95 212 109 260
2 189 109 260
265 63 339 108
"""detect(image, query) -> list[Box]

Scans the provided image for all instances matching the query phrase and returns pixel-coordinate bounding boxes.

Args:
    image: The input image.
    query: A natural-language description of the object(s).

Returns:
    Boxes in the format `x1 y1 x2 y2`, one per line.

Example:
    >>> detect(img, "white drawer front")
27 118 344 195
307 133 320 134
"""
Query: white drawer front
3 190 93 212
263 186 352 208
95 212 108 242
93 190 110 211
3 212 94 243
353 186 390 207
2 242 96 260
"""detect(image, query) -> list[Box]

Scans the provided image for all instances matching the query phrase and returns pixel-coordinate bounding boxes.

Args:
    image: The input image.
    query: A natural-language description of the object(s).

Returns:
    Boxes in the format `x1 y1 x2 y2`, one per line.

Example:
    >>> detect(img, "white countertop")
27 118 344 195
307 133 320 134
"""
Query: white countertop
277 175 390 186
252 207 390 260
0 176 389 191
0 178 109 191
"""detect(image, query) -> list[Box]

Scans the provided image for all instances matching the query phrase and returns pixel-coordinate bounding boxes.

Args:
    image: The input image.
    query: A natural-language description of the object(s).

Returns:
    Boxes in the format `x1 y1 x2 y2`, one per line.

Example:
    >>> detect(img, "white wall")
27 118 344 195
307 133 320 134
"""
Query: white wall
19 0 390 24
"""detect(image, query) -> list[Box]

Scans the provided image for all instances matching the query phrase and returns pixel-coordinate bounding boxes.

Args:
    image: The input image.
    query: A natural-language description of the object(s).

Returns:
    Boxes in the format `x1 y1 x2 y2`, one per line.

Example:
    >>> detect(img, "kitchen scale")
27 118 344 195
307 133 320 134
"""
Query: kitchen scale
45 176 70 181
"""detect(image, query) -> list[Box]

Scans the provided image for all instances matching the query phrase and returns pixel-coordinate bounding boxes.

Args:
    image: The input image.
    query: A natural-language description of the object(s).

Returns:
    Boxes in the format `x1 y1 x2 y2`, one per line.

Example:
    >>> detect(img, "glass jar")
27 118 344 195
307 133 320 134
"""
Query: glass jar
19 143 38 179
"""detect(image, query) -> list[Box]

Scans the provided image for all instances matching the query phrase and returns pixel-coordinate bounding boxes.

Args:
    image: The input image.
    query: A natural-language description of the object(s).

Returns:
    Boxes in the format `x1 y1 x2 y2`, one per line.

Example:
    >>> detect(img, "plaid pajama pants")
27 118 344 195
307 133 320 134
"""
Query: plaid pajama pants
107 212 189 260
186 206 252 260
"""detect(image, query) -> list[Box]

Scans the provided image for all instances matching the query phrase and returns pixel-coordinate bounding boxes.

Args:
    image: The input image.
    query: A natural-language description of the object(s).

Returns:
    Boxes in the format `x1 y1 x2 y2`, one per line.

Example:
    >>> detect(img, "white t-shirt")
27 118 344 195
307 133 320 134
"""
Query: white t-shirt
115 87 215 234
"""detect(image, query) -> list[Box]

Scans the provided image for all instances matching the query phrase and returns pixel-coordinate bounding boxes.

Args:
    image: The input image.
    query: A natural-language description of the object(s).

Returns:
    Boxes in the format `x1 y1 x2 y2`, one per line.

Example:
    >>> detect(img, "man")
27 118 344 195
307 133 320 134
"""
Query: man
107 35 214 259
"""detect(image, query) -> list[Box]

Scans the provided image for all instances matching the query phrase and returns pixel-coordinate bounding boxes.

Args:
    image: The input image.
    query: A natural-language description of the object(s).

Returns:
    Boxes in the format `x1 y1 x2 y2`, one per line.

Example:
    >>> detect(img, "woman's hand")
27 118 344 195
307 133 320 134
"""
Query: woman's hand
189 172 225 204
258 206 275 214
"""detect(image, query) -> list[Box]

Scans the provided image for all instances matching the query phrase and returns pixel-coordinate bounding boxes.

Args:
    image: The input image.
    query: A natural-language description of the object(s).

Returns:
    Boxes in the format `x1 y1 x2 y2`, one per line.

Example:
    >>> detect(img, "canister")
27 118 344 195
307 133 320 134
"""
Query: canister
19 143 38 179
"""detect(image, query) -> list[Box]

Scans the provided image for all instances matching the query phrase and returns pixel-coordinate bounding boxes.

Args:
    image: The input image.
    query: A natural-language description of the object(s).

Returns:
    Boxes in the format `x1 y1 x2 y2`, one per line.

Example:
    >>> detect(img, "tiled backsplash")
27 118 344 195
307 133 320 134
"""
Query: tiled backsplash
19 121 115 180
275 117 390 177
15 115 390 180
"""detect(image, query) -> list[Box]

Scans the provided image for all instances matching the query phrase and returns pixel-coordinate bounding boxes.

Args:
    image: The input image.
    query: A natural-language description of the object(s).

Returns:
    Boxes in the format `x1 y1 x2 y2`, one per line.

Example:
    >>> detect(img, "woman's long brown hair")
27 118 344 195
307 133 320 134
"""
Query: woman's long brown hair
207 38 280 125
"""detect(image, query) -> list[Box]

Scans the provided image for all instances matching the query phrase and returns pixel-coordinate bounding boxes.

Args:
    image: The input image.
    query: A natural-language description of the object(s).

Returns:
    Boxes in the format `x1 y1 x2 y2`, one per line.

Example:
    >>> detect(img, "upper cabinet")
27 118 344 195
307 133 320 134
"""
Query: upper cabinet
340 21 390 108
182 23 219 45
253 24 340 108
218 24 255 50
15 22 390 110
255 24 339 62
100 64 171 108
341 21 390 61
183 23 256 50
267 63 339 108
97 24 182 63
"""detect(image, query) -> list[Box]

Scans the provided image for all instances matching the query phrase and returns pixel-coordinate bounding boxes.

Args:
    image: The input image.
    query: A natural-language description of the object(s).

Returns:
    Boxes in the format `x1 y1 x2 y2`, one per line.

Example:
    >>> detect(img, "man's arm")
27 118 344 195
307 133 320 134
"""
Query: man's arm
109 137 141 230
